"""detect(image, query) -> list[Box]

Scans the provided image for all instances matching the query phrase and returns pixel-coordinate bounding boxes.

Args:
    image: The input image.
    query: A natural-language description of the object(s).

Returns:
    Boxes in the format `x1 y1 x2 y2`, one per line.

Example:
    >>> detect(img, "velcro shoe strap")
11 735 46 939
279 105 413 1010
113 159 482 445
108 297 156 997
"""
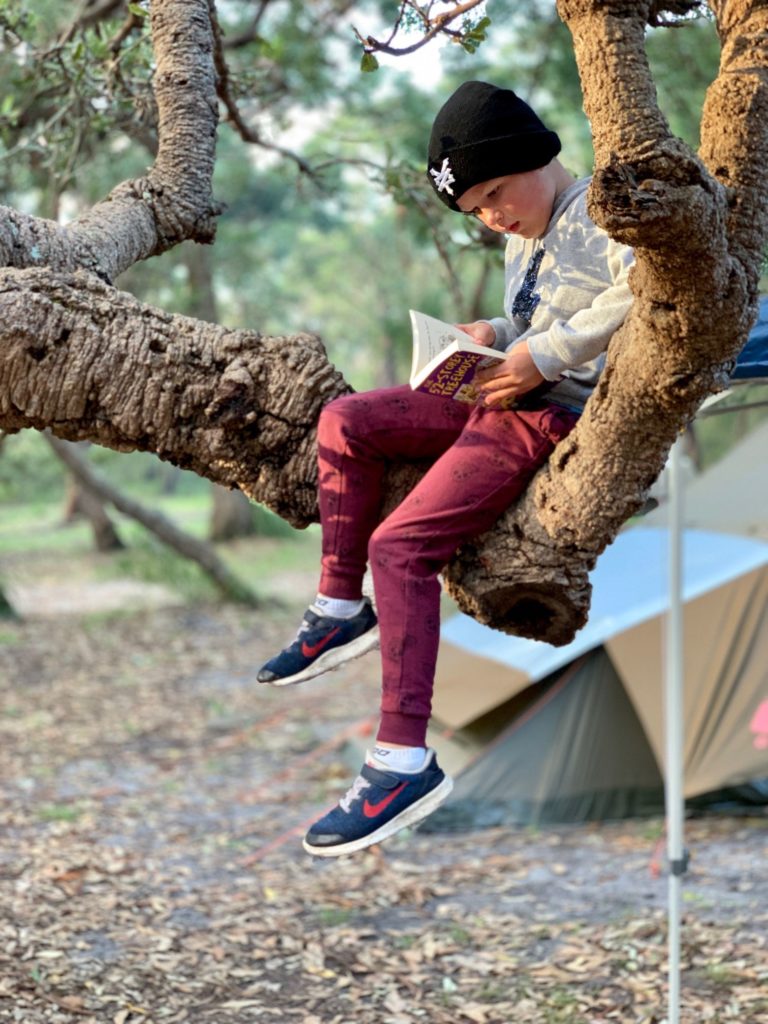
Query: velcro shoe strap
361 763 401 789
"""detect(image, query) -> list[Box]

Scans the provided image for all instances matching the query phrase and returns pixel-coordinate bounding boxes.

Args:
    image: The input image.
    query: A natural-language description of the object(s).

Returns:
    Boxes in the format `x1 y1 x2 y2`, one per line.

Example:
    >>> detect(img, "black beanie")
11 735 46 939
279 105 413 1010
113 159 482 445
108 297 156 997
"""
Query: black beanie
427 81 561 212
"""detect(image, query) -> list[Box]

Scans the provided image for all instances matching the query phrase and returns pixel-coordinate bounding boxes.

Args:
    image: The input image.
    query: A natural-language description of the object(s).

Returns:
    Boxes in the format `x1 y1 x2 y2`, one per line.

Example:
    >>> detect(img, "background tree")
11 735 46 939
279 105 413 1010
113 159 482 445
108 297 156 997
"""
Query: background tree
0 0 765 644
56 439 125 552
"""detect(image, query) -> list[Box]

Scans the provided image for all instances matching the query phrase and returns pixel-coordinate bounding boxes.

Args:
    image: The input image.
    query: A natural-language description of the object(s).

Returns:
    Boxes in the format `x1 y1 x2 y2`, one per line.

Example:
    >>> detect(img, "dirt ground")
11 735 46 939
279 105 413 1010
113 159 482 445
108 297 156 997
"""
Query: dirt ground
0 567 767 1024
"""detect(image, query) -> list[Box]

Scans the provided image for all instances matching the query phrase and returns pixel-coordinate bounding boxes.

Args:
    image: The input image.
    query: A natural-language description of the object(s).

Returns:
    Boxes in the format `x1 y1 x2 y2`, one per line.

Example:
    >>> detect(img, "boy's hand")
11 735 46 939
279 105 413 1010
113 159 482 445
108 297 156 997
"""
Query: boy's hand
475 342 545 407
455 321 496 346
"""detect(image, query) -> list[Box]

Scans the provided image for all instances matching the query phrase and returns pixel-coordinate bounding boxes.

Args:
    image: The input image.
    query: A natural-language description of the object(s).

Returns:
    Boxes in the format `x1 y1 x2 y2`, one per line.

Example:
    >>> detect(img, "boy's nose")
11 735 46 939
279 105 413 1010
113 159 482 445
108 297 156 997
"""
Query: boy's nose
477 207 499 226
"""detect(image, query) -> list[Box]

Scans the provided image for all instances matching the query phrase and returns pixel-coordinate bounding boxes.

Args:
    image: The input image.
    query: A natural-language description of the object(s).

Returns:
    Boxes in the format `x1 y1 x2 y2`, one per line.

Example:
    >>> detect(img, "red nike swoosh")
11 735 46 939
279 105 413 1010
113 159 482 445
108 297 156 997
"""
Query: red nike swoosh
301 627 341 659
363 782 408 818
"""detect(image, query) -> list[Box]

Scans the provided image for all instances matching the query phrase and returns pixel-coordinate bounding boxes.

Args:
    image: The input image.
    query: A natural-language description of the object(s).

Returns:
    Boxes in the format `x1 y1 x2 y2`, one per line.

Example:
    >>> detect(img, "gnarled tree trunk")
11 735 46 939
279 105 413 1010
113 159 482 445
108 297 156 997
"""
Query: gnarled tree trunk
0 0 766 643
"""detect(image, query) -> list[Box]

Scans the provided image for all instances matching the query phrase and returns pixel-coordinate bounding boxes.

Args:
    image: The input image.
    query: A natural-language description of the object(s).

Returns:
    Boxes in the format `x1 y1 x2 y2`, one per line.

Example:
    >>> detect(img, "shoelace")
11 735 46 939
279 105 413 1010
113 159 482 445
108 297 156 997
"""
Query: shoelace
339 774 370 813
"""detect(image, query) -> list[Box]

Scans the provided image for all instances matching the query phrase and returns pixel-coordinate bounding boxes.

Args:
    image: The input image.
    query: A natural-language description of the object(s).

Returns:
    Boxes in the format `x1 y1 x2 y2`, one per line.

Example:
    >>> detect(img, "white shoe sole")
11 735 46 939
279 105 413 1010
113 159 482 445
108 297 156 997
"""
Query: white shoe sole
263 626 380 687
302 774 454 858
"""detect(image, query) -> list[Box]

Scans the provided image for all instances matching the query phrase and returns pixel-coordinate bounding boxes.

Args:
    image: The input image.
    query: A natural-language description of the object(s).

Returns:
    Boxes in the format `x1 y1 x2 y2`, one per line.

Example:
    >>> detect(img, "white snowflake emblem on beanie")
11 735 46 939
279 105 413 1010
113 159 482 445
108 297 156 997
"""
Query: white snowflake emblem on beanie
430 157 455 195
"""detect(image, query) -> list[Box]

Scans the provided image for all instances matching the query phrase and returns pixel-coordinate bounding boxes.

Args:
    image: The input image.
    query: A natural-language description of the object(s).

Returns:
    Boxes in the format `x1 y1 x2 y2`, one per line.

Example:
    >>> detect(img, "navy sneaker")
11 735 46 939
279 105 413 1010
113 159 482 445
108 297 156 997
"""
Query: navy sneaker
303 750 453 857
257 598 379 687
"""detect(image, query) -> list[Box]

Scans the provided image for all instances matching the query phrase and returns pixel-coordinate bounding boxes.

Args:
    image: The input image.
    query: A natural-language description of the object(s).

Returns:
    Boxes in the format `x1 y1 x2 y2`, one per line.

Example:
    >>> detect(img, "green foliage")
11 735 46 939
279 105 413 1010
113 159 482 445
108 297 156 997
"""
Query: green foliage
0 430 63 503
695 385 768 470
0 0 154 195
0 430 206 507
459 14 491 54
250 504 299 539
646 16 719 148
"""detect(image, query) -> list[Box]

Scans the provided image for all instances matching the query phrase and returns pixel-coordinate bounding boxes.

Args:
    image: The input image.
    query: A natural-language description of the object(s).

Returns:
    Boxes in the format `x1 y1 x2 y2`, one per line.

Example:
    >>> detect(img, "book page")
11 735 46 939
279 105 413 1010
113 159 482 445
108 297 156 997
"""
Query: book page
409 311 477 380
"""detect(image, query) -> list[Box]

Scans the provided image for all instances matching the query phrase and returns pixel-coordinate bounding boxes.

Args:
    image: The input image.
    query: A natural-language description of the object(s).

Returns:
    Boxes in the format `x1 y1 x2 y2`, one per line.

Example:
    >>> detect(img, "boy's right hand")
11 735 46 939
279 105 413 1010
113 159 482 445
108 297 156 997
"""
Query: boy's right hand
456 321 496 347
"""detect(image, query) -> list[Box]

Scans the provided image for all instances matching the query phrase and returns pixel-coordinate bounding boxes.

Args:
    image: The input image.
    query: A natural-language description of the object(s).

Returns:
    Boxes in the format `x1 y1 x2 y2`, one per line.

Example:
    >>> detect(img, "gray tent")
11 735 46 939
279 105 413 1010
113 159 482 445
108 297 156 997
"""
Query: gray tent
423 525 768 829
643 417 768 541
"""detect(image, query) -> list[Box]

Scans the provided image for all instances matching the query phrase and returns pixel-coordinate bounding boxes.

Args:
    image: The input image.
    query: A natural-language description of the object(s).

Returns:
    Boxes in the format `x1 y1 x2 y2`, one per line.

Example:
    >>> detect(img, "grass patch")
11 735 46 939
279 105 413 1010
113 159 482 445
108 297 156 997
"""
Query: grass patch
107 543 218 602
542 985 583 1022
0 491 322 609
699 962 742 988
38 803 83 823
448 924 473 946
641 818 665 841
0 492 309 557
316 906 355 927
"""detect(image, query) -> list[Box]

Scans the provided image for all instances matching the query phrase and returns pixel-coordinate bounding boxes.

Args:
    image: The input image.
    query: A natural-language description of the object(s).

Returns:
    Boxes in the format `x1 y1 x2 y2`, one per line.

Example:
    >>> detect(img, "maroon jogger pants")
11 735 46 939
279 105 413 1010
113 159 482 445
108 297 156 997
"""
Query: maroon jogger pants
316 385 578 746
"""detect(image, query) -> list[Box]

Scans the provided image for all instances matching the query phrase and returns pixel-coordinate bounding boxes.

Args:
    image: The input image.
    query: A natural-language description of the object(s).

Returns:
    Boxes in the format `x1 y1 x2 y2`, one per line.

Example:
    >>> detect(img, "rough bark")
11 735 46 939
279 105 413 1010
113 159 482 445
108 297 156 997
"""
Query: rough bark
180 239 258 541
0 0 766 644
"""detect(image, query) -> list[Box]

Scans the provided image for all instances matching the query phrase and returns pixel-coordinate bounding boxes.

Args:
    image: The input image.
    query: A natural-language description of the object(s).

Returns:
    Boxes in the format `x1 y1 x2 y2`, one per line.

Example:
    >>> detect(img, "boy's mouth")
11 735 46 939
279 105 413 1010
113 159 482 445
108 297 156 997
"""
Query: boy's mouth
505 221 521 233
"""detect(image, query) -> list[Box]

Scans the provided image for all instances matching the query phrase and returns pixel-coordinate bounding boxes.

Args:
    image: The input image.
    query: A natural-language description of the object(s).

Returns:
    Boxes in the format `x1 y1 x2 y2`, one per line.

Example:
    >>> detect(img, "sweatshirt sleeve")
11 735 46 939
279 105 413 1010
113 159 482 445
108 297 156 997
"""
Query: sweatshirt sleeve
488 316 522 349
525 238 634 380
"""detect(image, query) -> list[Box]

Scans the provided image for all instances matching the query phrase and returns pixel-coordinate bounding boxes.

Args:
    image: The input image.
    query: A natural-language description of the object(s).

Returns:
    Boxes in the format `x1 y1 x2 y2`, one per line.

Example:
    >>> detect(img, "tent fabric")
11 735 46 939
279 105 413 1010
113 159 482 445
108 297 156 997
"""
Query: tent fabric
428 527 768 827
733 294 768 379
642 419 768 539
425 650 665 830
607 566 768 796
436 527 768 710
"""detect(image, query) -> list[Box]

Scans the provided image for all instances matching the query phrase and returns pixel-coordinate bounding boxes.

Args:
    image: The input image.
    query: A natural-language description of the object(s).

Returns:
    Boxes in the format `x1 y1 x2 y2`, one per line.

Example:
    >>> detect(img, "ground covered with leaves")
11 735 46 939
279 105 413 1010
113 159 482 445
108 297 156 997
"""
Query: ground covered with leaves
1 562 767 1024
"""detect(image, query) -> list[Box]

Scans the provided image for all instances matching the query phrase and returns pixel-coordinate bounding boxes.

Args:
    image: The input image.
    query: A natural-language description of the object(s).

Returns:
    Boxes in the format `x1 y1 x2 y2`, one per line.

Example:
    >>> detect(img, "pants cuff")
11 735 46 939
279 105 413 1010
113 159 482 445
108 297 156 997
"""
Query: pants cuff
317 572 364 601
377 711 429 748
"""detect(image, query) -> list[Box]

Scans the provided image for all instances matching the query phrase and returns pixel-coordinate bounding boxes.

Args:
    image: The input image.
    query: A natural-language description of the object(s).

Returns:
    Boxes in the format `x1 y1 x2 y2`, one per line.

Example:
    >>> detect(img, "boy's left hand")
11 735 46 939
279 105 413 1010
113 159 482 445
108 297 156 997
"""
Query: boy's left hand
475 342 545 407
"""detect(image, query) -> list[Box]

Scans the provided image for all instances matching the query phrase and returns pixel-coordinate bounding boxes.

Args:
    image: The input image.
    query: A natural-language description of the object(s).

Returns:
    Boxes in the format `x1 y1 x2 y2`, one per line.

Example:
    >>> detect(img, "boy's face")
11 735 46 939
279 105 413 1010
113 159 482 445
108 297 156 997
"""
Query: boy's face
456 165 559 239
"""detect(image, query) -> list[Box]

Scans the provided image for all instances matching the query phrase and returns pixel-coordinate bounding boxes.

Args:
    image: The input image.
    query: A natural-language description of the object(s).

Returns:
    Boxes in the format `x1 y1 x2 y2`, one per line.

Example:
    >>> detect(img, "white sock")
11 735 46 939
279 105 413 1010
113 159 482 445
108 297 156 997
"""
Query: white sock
312 594 365 619
370 745 428 773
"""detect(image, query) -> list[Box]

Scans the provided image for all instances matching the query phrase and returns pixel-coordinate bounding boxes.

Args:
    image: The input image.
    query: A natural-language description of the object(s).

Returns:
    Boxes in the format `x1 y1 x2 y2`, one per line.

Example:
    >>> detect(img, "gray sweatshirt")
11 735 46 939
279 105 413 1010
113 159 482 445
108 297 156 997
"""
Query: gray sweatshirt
488 177 634 411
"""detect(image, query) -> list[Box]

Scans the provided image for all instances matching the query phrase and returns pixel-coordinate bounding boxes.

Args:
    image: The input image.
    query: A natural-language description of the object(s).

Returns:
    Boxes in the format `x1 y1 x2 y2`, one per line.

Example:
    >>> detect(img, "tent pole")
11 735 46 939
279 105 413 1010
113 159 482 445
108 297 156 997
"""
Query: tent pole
665 436 687 1024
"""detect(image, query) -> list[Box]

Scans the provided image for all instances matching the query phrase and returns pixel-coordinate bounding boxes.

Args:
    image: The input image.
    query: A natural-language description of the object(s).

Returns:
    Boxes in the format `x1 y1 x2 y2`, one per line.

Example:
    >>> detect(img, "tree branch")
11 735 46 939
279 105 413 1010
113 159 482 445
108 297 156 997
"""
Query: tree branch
0 0 222 283
355 0 487 57
699 0 768 287
0 267 349 528
208 2 316 175
219 0 272 49
2 0 765 648
58 0 126 45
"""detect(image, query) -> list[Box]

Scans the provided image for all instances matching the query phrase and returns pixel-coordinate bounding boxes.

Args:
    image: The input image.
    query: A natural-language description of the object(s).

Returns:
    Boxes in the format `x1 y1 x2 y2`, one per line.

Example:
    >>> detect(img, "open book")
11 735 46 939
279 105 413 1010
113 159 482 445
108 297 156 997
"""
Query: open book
409 310 506 403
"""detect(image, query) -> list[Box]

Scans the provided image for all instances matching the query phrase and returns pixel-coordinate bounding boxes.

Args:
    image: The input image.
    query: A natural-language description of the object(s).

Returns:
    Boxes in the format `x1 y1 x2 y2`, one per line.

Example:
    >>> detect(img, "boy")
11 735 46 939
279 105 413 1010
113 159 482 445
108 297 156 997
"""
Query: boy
258 81 634 857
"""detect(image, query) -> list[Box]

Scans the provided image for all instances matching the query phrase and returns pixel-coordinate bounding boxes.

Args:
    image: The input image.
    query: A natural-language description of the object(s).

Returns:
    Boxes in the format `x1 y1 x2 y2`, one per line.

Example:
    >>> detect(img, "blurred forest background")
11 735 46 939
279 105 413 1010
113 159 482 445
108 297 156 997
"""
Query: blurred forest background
1 0 766 610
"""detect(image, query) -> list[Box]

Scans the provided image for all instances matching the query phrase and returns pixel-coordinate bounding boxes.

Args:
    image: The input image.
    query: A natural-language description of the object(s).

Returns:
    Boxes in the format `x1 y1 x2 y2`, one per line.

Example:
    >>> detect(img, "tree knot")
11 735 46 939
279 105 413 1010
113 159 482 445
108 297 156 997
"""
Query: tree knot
205 364 257 427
